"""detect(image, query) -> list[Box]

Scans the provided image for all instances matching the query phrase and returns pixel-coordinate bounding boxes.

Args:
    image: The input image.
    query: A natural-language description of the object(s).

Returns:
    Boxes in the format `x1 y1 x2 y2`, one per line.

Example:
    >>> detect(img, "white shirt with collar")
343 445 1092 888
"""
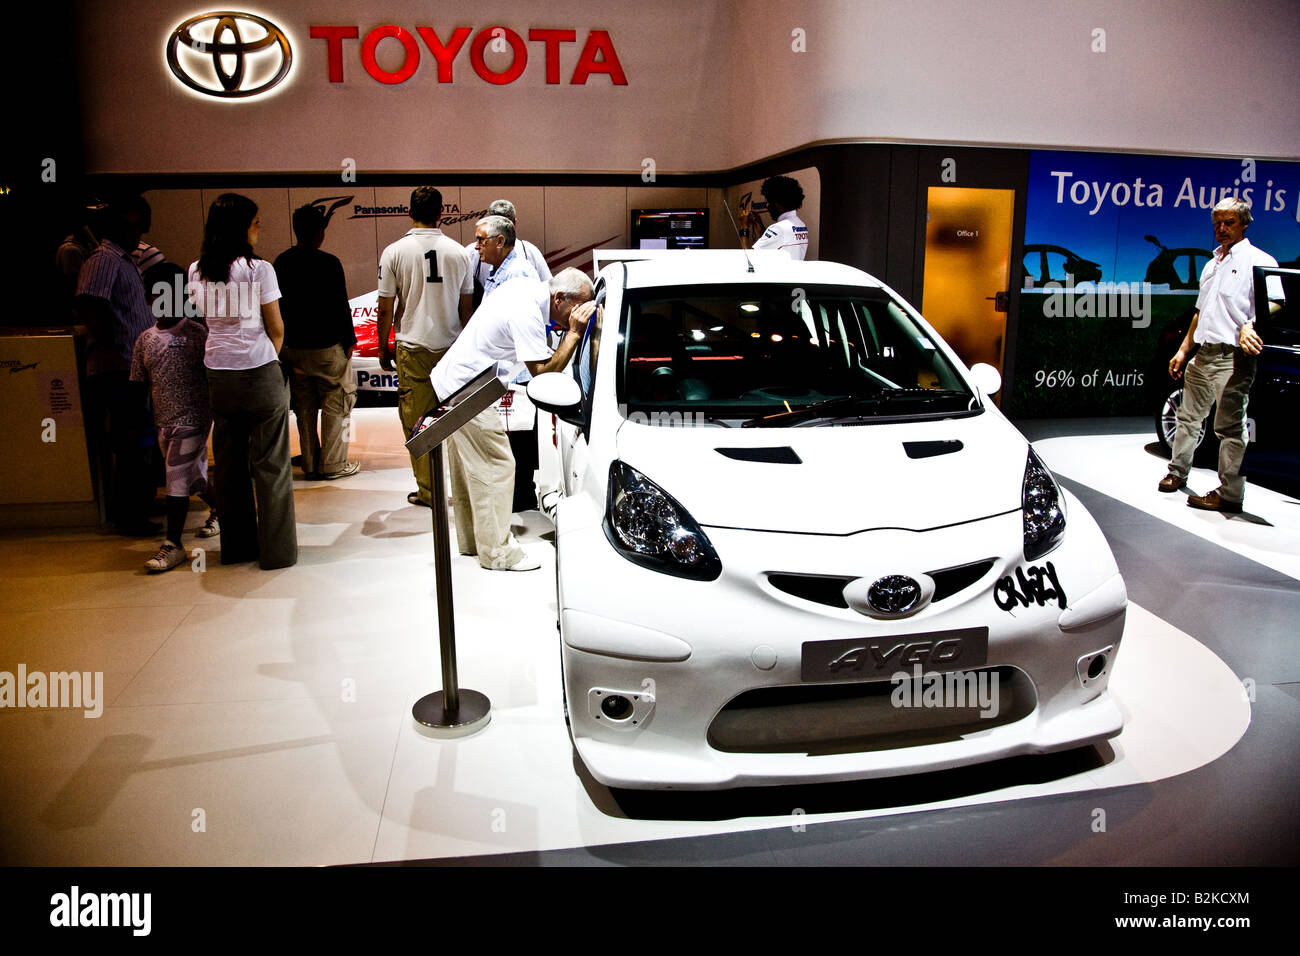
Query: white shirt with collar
1194 237 1280 346
377 227 473 352
752 210 809 260
431 278 553 402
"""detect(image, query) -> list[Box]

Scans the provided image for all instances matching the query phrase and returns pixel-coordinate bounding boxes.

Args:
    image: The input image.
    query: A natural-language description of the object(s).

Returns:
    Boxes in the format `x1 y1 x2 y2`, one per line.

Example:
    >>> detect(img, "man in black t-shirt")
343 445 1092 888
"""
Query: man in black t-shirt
274 205 360 479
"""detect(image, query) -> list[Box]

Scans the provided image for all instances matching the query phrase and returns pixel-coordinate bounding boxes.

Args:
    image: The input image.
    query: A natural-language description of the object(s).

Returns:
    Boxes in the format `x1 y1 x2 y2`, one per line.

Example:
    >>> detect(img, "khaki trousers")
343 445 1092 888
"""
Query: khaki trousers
447 405 525 569
281 345 356 475
396 344 445 505
1169 343 1257 503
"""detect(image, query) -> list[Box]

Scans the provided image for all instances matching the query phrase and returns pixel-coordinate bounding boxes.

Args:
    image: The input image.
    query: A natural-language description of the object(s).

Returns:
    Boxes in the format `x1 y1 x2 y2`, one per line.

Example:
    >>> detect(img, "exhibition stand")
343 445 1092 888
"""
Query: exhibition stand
403 366 506 738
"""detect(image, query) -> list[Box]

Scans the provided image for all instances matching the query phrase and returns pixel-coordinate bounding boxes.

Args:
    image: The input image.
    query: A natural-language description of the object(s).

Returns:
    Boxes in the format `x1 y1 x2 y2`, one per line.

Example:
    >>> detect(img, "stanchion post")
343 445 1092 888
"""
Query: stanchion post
406 368 506 738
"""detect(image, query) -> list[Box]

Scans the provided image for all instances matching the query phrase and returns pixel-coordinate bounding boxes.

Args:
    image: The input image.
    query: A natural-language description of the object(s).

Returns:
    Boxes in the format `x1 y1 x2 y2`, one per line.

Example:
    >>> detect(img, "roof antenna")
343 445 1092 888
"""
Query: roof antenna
723 199 755 273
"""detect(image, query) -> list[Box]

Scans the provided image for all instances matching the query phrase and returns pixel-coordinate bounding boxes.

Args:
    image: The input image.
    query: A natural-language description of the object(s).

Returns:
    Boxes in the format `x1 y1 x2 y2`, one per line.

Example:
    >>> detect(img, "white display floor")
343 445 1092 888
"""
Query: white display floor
1034 431 1300 583
0 412 1270 865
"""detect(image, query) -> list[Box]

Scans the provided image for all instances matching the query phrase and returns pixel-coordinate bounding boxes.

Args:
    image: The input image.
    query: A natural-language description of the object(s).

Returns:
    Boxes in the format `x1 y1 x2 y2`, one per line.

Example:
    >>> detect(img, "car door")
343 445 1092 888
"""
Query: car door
557 277 607 497
1243 265 1299 479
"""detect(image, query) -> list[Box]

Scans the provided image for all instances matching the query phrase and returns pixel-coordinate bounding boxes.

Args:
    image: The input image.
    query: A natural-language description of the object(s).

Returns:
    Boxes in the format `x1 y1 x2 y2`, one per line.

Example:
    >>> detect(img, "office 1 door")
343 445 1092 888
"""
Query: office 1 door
921 187 1016 376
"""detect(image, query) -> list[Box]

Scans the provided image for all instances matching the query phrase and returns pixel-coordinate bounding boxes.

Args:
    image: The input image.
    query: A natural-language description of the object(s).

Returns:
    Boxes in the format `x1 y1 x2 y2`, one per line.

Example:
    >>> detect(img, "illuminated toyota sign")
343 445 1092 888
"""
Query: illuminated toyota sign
166 12 294 98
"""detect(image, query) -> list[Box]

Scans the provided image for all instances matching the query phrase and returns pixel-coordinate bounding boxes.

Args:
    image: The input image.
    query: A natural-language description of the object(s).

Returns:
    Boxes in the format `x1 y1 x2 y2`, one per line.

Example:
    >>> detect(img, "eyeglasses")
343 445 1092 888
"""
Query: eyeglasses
474 234 502 245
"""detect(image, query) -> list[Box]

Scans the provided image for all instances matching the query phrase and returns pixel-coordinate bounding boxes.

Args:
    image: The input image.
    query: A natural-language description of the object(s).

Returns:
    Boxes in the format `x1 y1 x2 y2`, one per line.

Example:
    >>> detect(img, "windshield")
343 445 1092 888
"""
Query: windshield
618 283 978 426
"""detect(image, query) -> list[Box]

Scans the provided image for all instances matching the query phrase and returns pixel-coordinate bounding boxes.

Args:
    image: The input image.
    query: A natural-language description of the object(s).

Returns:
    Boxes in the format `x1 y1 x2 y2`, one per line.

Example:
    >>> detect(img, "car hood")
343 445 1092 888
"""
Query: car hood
614 411 1028 535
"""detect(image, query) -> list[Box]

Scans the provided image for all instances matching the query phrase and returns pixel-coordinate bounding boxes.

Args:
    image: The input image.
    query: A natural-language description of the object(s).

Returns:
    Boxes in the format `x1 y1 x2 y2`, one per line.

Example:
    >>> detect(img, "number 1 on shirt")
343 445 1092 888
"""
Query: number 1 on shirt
424 250 442 284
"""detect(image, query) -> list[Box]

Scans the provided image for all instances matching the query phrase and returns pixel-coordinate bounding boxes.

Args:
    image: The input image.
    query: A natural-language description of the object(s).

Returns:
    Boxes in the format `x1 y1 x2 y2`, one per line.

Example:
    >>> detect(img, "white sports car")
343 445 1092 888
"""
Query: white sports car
527 250 1127 790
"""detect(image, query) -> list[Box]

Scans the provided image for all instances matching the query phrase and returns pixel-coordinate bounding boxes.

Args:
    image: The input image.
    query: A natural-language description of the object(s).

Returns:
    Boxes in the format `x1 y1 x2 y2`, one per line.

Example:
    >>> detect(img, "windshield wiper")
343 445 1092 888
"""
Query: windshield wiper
876 388 969 401
741 394 882 428
740 389 971 427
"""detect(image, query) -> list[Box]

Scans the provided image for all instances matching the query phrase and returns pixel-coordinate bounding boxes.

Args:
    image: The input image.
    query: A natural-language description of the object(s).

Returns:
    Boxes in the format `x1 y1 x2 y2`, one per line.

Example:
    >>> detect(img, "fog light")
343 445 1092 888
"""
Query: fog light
599 694 633 720
1077 646 1114 687
588 686 656 730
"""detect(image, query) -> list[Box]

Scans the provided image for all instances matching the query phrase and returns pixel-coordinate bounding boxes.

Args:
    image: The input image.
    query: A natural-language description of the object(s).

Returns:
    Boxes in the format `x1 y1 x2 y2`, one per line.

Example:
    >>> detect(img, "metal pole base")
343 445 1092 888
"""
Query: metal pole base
411 689 492 738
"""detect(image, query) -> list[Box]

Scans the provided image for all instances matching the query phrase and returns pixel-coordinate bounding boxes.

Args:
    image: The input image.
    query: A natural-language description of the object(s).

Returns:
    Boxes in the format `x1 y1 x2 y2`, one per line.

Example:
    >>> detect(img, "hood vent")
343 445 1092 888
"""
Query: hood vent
715 446 802 464
903 440 963 460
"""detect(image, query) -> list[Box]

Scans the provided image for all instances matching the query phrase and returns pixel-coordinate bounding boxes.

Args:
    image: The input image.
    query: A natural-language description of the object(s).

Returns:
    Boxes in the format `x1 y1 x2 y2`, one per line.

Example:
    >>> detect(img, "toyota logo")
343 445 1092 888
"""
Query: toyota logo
166 12 293 99
867 575 922 615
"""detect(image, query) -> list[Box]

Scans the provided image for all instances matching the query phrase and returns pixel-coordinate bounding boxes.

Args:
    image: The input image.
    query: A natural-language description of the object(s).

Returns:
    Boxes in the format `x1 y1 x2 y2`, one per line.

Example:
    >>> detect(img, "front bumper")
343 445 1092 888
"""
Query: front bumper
557 493 1126 790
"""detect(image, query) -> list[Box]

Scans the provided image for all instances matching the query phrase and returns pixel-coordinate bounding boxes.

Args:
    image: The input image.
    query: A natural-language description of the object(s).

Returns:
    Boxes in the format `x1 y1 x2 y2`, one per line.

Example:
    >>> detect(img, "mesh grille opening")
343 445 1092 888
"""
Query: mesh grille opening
707 666 1034 755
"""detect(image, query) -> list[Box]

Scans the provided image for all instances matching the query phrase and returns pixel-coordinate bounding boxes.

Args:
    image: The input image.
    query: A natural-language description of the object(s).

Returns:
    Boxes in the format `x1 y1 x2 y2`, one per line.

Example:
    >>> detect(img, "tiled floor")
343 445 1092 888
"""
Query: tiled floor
0 411 1288 865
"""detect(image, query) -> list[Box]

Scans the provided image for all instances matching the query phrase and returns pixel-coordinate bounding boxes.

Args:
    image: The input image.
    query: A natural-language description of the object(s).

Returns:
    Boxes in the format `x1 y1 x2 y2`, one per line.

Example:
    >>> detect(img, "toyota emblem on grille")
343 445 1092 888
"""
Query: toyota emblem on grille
166 12 293 98
867 575 922 614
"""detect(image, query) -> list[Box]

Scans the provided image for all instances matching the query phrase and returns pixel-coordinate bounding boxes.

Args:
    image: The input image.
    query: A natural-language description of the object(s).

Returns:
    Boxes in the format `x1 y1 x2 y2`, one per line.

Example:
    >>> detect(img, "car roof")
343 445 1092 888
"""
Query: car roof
596 250 885 291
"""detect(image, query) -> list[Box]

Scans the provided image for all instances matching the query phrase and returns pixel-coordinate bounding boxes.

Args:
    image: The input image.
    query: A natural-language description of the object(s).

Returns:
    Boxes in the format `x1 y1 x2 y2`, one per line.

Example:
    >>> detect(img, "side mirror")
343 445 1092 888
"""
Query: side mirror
969 362 1002 397
527 372 583 424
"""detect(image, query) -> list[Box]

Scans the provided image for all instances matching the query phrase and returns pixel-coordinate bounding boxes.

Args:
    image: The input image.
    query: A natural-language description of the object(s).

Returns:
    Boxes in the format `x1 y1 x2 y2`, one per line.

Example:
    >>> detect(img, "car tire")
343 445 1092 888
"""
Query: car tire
1156 384 1218 466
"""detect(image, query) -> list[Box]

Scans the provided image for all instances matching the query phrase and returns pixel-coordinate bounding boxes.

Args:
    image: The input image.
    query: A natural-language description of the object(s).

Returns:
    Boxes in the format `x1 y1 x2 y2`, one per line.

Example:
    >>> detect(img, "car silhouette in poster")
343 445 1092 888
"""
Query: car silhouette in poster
1143 235 1214 290
1022 244 1102 287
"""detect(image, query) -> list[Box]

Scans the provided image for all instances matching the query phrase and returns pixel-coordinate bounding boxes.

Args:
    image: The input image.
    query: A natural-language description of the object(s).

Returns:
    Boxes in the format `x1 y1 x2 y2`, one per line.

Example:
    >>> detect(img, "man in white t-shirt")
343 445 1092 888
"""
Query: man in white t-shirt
377 186 474 507
465 199 551 307
1160 197 1282 513
744 175 809 260
429 269 594 571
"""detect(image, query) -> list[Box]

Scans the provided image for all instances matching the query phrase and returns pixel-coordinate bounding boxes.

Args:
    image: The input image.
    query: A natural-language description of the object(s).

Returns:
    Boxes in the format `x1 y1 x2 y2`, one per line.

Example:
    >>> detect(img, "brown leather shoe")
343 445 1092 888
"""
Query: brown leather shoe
1187 490 1242 514
1157 474 1186 493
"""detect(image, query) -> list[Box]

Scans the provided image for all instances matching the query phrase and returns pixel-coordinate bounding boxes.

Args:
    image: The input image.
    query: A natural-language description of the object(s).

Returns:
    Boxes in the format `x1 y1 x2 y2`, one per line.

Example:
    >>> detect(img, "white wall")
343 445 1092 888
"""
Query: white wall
723 0 1300 163
78 1 1299 176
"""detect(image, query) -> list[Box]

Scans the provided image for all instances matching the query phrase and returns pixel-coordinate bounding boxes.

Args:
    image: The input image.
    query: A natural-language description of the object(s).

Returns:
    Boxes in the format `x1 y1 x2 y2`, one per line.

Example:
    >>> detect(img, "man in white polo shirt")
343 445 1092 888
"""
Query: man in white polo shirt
430 268 594 571
377 186 473 507
1160 197 1281 513
744 175 809 260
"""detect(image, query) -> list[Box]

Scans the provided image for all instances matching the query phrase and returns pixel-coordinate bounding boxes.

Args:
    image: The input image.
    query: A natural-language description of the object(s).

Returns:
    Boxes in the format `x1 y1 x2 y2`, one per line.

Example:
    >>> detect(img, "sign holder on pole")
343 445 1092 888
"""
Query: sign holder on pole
404 367 507 738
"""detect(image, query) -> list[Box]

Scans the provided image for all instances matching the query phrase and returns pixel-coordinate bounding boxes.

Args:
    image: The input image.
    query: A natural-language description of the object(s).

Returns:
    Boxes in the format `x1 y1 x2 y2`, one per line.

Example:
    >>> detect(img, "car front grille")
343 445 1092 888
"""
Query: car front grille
766 559 995 609
706 666 1034 755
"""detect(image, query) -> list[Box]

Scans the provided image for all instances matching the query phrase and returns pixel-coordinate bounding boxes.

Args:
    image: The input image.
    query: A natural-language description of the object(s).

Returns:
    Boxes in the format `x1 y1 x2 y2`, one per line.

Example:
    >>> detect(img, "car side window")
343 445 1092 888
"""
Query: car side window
574 279 605 434
1255 267 1298 338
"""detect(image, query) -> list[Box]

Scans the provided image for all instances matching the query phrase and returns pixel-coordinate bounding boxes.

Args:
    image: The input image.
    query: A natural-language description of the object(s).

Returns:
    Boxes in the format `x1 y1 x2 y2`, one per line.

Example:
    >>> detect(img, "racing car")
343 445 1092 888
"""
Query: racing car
527 250 1128 790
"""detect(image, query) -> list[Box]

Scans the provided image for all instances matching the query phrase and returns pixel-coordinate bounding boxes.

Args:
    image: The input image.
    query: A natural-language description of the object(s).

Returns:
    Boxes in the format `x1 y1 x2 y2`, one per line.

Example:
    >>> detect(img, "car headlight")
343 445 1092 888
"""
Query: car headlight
1022 446 1067 561
604 461 721 580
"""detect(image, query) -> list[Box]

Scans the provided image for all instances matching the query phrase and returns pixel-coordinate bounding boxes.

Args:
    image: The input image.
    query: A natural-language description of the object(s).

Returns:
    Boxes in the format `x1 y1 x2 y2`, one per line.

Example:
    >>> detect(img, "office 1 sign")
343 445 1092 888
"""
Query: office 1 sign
166 12 627 98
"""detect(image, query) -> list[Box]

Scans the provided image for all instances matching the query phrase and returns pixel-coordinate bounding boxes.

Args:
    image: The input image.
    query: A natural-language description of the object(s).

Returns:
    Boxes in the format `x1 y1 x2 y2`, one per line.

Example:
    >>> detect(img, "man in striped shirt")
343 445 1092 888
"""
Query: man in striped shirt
74 195 160 535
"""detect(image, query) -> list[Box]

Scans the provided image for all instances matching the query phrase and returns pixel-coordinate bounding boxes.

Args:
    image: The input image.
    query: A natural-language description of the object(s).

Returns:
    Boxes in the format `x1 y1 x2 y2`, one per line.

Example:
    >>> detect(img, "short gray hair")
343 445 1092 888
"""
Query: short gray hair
548 267 593 301
477 214 515 245
487 199 517 221
1213 196 1252 225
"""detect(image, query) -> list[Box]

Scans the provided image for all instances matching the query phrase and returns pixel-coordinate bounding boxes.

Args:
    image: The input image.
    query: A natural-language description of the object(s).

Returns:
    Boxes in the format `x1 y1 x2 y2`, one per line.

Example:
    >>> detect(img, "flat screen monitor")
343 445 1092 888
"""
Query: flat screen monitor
631 209 709 250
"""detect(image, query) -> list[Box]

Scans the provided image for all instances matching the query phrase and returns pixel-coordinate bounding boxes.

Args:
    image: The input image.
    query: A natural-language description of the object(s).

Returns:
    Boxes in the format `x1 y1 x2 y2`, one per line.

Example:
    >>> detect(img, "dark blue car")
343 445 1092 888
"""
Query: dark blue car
1155 266 1299 485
